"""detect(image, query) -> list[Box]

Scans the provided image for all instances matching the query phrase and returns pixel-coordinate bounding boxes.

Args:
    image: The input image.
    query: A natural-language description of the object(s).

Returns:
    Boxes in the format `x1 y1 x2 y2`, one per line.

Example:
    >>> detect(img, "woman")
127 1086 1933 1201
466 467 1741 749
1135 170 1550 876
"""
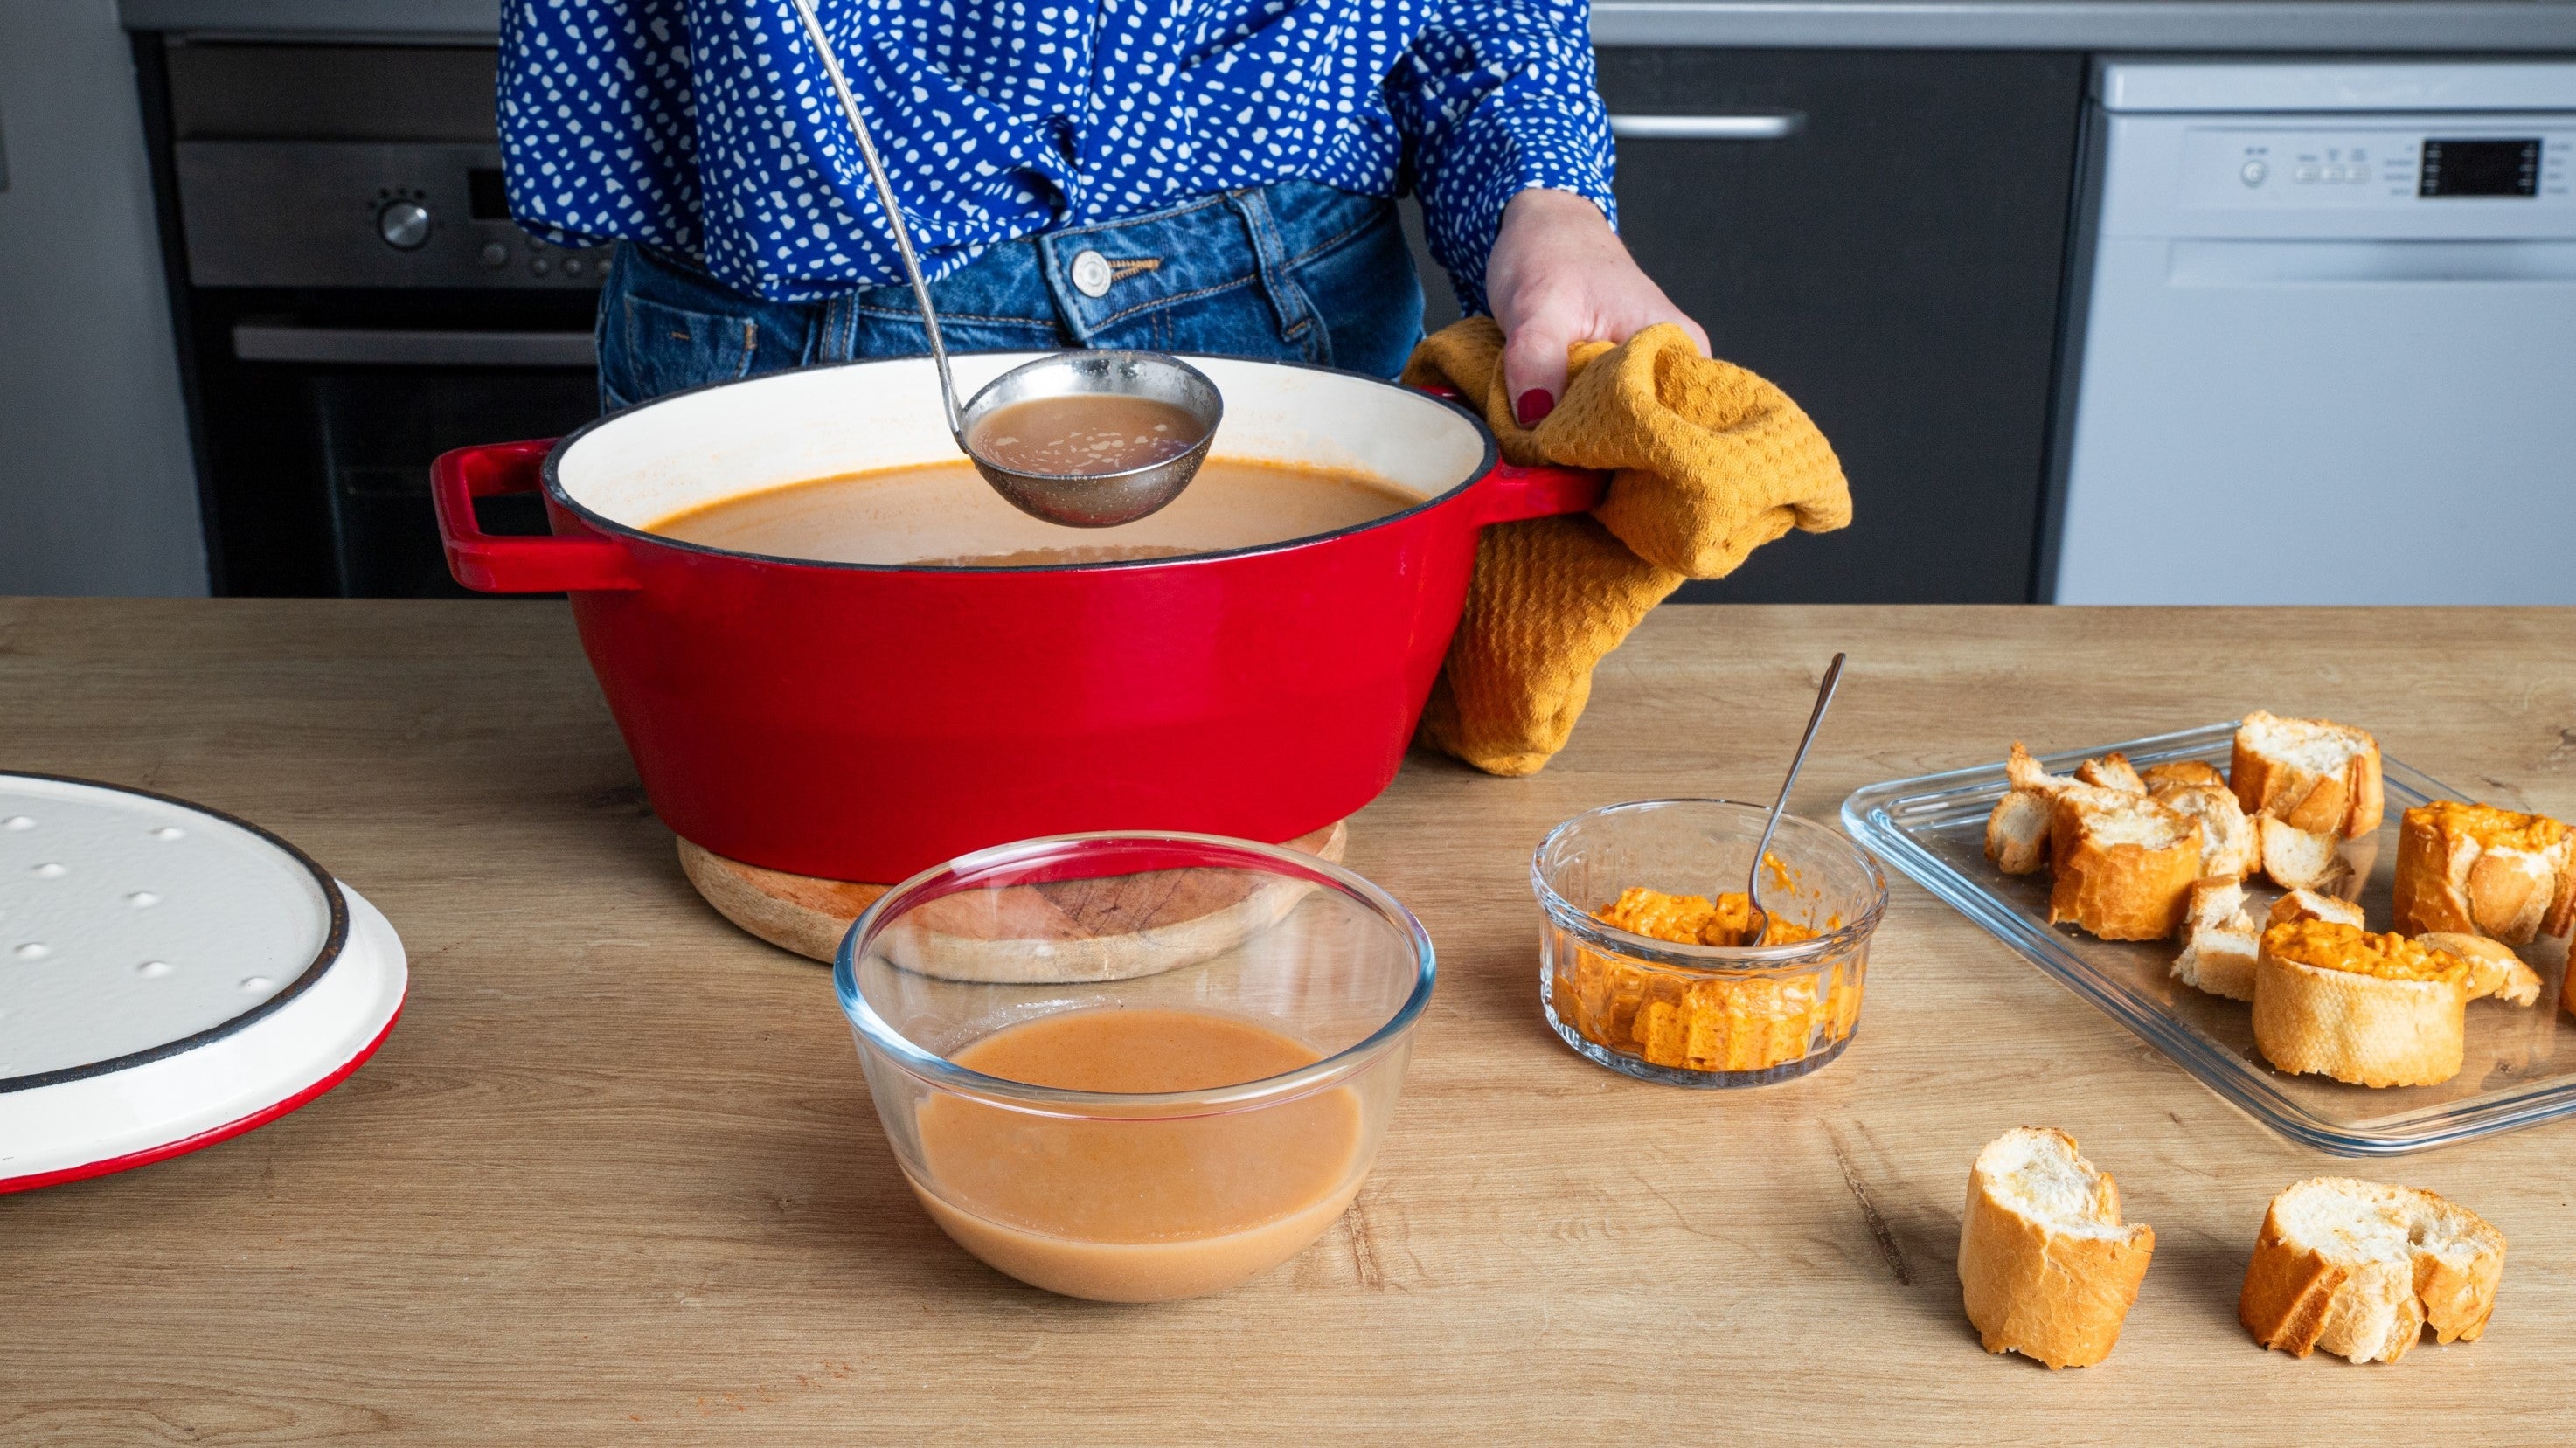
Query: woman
500 0 1703 428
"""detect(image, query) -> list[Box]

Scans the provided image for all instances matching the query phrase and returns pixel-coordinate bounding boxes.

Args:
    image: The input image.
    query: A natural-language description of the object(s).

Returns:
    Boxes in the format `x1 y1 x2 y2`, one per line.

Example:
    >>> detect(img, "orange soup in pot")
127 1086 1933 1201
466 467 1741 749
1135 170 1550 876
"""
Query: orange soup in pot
646 458 1420 568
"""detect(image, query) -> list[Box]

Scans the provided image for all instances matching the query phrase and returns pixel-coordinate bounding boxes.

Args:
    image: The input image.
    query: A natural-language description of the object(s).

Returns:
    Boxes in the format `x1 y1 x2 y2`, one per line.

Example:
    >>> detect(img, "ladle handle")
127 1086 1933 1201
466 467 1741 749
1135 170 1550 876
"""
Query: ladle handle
788 0 965 448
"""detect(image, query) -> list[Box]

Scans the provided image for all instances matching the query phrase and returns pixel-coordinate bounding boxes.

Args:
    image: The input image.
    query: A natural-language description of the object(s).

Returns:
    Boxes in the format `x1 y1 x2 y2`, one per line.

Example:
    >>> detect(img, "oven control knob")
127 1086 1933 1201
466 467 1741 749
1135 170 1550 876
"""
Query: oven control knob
378 200 433 251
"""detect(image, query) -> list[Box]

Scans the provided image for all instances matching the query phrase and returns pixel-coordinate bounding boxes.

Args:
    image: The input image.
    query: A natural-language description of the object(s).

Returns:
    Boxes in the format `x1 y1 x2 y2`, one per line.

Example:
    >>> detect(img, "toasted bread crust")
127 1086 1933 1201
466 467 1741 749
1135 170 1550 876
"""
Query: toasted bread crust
1985 788 2054 876
2257 816 2350 892
2142 759 2228 793
2251 947 2467 1088
2416 932 2543 1006
2077 752 2147 794
2267 888 2364 931
2047 794 2202 941
1958 1129 2154 1369
2160 784 2259 881
2005 741 2061 795
2173 877 2259 1001
2232 712 2384 840
2239 1225 2354 1359
2240 1178 2503 1364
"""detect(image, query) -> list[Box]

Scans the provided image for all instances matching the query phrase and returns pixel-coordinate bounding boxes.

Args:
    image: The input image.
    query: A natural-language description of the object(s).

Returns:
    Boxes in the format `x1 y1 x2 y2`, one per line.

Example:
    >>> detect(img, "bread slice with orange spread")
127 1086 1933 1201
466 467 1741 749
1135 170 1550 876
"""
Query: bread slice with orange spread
2251 921 2469 1087
2239 1177 2504 1364
2232 711 2385 839
1958 1128 2155 1370
2392 801 2576 946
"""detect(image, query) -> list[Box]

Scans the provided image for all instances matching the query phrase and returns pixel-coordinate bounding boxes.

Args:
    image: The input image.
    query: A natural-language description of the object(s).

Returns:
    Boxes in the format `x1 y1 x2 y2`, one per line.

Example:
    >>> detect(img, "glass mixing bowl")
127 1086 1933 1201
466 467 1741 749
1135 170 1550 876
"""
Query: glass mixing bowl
834 833 1434 1302
1532 800 1888 1088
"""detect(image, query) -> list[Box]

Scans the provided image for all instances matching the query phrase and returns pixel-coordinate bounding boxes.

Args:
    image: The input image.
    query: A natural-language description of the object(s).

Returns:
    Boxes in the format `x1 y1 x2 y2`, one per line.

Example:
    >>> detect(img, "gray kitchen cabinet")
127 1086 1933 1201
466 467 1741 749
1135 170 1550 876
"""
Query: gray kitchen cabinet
1417 49 2089 603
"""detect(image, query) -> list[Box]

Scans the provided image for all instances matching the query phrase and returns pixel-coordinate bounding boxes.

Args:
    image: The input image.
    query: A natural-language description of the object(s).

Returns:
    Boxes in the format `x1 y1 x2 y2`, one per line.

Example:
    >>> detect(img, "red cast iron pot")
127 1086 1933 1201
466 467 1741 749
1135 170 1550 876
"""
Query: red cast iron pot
432 353 1603 882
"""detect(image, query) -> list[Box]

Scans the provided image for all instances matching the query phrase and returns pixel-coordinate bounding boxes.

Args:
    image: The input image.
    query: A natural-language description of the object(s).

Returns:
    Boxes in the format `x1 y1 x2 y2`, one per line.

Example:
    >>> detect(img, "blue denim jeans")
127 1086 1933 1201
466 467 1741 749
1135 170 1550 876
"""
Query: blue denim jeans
595 180 1425 410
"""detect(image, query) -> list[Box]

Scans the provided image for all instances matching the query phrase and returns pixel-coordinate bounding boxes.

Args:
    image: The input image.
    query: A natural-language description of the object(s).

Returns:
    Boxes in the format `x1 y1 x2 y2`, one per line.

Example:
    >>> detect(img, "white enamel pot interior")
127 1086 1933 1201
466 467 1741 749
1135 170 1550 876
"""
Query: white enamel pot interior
546 353 1496 557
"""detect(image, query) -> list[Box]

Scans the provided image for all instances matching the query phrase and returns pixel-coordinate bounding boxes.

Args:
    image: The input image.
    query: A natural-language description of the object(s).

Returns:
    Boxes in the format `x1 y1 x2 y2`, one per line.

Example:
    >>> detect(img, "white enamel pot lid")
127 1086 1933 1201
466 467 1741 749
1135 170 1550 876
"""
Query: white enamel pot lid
541 352 1498 564
1 773 406 1191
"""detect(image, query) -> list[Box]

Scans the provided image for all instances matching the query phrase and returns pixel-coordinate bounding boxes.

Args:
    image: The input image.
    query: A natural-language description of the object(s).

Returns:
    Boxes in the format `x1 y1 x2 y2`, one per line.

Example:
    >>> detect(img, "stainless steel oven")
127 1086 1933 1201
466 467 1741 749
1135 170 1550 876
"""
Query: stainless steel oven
144 39 607 596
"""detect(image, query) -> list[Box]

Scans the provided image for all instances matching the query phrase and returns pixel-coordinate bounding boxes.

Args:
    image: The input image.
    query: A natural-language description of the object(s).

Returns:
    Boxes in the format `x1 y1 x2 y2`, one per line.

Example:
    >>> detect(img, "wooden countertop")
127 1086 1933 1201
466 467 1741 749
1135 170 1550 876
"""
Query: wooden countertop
8 599 2575 1442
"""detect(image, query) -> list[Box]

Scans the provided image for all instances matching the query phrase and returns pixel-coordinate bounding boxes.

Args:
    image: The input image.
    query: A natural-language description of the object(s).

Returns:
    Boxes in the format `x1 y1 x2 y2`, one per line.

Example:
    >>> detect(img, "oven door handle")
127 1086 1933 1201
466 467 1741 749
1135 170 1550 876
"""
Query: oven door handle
431 440 642 593
233 325 599 368
1608 113 1803 142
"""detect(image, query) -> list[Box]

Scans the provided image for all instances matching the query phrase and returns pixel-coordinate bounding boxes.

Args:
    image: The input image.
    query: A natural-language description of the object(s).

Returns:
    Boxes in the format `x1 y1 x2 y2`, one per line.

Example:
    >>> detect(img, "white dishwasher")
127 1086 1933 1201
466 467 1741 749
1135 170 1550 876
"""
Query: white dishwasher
2053 62 2576 604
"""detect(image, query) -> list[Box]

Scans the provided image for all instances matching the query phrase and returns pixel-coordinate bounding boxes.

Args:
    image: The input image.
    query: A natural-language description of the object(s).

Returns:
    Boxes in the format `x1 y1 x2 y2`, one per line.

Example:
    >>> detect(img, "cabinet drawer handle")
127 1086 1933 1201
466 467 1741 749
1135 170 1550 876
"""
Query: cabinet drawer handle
1609 113 1803 141
233 325 597 368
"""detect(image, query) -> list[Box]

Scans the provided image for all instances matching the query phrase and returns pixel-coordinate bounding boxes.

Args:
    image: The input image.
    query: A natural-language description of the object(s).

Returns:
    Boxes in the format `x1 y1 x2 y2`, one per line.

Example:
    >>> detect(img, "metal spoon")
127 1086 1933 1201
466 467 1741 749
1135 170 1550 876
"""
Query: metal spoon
1740 653 1847 946
787 0 1220 528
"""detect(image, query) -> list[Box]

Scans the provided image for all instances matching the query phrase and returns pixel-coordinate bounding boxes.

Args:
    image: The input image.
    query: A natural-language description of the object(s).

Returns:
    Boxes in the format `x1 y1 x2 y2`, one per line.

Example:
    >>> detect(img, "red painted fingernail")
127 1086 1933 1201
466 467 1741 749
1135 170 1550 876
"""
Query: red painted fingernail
1515 389 1555 427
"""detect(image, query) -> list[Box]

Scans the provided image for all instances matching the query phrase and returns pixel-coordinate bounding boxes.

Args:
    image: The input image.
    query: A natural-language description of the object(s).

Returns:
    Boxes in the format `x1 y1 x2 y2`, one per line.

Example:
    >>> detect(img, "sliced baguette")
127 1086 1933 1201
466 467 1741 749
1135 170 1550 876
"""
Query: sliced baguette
2239 1177 2503 1364
2232 711 2385 839
2157 784 2259 881
2416 932 2543 1007
2048 791 2204 941
2005 740 2065 795
2172 877 2259 1001
2251 922 2468 1088
2391 801 2576 946
2267 888 2364 931
1985 789 2055 876
2076 752 2147 794
2141 759 2228 793
2257 816 2350 892
1958 1127 2155 1370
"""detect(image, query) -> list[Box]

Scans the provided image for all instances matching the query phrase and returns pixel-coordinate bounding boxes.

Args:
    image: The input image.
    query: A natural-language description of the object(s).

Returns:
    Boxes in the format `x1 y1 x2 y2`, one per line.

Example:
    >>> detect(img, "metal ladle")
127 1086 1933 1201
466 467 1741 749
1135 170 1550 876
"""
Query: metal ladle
1740 653 1847 946
788 0 1220 528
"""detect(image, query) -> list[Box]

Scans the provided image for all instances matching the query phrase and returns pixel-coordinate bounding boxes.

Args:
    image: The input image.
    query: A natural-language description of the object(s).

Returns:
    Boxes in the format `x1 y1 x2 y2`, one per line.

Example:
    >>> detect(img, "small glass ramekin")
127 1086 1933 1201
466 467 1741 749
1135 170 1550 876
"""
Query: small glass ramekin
834 832 1434 1302
1532 800 1888 1087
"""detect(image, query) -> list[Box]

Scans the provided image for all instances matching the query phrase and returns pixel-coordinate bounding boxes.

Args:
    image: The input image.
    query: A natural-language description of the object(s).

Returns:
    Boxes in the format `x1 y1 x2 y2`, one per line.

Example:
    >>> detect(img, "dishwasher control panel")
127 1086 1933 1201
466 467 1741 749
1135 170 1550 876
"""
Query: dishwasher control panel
2183 125 2572 211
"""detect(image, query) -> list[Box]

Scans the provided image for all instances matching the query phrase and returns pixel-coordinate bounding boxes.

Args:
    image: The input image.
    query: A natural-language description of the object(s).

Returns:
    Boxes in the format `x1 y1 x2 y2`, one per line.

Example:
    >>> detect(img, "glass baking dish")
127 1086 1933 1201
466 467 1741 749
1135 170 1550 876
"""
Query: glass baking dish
1842 722 2574 1156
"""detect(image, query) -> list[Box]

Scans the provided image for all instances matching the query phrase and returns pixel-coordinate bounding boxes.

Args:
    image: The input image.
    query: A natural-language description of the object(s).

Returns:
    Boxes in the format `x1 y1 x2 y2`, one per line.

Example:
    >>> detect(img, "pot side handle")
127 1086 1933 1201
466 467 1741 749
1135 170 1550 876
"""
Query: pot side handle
1410 382 1607 525
430 440 642 592
1473 462 1608 526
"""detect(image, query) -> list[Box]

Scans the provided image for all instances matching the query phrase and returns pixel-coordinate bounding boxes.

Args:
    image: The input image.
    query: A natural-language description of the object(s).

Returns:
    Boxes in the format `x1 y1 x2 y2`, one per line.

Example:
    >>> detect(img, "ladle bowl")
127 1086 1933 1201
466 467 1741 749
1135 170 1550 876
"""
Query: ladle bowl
962 352 1225 529
790 0 1219 528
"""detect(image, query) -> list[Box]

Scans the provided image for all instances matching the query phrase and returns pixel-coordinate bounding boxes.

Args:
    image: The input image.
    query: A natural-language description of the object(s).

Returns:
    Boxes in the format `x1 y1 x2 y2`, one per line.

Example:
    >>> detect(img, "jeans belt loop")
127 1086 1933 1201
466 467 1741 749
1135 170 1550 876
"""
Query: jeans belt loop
817 286 858 366
1226 185 1316 343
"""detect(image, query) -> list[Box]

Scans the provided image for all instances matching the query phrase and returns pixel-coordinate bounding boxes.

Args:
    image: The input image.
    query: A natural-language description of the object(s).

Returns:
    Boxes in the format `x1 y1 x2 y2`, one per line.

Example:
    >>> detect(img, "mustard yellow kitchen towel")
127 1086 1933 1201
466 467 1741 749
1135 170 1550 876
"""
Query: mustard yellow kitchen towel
1401 317 1850 776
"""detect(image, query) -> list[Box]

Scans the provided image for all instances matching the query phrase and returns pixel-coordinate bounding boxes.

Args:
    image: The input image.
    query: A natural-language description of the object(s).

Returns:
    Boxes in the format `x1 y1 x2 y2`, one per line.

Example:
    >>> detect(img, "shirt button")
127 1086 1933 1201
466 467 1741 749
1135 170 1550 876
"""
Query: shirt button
1070 249 1113 298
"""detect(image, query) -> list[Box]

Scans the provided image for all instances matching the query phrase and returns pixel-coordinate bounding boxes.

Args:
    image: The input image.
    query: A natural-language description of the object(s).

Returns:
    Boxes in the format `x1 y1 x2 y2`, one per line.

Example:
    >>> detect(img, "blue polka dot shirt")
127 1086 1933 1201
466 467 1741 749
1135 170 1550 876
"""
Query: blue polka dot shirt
499 0 1615 314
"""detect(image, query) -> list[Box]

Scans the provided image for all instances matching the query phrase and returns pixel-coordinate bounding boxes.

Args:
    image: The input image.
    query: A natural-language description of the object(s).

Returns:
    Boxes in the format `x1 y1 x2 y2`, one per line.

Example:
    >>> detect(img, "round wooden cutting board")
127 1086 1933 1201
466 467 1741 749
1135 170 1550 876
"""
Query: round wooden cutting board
679 821 1349 976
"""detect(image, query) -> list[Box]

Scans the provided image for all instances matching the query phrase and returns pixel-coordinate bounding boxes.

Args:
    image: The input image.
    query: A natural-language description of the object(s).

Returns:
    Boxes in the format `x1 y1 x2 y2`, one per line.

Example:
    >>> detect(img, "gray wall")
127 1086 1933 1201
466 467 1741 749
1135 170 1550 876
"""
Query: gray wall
0 0 205 596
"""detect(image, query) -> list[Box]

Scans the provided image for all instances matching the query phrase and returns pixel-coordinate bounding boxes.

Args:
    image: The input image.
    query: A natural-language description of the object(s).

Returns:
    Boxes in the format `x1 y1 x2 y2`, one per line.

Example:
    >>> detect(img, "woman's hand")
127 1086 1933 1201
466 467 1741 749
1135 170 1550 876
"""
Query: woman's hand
1484 187 1708 427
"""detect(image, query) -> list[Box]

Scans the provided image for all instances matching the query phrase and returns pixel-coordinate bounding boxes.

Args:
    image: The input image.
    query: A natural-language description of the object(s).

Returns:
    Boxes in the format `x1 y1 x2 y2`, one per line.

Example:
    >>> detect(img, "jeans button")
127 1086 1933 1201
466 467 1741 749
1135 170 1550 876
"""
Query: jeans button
1069 249 1113 299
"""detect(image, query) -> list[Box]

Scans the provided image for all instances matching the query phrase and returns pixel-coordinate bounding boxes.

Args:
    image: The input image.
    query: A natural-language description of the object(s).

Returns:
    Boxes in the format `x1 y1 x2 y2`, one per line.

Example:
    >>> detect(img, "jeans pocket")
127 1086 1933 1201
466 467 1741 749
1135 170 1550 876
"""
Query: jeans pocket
610 293 759 405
